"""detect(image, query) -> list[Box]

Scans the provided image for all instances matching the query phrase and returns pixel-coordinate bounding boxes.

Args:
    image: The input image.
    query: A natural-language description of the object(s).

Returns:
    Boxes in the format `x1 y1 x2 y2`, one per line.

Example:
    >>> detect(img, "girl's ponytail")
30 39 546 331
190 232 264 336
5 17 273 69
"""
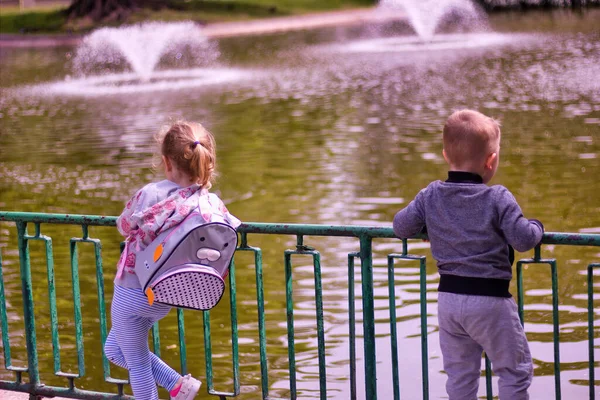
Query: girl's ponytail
159 121 217 188
189 138 215 189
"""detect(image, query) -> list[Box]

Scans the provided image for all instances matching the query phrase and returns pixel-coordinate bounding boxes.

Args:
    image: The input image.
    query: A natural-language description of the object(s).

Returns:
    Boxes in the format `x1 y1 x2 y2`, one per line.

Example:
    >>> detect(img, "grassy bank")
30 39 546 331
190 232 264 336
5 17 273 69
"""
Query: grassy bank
0 4 67 33
0 0 376 34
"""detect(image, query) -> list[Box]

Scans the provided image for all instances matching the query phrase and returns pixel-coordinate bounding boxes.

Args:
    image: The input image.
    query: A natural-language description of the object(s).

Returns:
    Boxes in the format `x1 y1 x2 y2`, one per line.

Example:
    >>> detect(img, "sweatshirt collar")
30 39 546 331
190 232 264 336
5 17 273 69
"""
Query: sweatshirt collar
446 171 484 184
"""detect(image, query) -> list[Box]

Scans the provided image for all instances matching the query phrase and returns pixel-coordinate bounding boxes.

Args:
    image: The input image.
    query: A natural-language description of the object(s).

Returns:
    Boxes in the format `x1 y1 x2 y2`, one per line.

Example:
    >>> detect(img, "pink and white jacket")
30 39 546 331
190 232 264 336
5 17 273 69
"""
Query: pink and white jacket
115 180 241 288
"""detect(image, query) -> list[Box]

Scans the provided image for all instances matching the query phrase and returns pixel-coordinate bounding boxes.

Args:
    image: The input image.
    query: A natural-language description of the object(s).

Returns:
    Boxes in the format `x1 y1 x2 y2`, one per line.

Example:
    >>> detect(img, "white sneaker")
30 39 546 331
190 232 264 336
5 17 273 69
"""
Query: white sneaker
171 374 202 400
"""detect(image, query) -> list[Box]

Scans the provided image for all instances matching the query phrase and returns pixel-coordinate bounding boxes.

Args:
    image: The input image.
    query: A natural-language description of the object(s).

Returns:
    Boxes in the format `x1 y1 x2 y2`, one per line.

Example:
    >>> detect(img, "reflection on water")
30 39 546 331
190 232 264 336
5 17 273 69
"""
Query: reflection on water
1 9 599 400
334 32 516 53
36 68 256 96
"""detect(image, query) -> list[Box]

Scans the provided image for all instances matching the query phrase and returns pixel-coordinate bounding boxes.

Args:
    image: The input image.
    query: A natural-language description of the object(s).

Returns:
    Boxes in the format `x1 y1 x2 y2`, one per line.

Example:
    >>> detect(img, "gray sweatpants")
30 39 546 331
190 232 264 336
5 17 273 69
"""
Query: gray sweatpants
438 292 533 400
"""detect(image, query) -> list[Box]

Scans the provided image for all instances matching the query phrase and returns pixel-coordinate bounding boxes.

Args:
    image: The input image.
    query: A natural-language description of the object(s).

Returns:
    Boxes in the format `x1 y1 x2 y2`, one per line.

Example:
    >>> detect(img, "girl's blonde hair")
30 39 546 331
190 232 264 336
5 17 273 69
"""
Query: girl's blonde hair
157 121 216 189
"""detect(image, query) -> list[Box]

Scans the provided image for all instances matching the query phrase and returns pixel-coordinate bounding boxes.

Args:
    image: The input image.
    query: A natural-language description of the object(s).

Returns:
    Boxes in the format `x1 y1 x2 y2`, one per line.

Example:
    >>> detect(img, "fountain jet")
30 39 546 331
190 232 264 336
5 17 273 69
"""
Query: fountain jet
32 21 250 96
379 0 488 40
73 21 219 81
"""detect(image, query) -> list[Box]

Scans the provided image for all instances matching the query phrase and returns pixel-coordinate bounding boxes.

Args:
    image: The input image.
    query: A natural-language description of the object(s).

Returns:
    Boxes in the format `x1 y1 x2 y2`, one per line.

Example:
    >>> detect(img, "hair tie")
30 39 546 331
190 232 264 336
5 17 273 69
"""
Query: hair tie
192 140 201 149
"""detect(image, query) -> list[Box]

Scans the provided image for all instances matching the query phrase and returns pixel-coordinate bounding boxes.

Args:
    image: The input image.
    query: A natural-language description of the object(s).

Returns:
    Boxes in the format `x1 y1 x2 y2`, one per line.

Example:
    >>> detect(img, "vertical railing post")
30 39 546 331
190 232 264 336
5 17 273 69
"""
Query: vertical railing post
23 226 66 377
16 222 41 399
228 258 240 396
151 323 161 357
237 233 269 400
43 235 61 375
284 251 297 400
517 262 525 326
588 263 599 400
69 238 85 377
359 235 377 400
348 253 360 400
550 260 561 399
92 238 110 375
387 255 400 400
254 248 269 400
202 258 241 398
177 309 187 375
312 252 327 400
284 241 327 400
484 356 493 400
0 249 18 375
388 247 429 400
1 241 33 381
418 257 429 400
0 250 10 366
517 254 561 400
203 311 214 387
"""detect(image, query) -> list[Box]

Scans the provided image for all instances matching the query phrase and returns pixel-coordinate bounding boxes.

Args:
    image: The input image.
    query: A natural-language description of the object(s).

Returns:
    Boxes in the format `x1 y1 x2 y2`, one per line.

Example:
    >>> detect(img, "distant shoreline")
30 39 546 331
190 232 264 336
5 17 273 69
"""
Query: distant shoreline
2 2 599 48
0 8 407 48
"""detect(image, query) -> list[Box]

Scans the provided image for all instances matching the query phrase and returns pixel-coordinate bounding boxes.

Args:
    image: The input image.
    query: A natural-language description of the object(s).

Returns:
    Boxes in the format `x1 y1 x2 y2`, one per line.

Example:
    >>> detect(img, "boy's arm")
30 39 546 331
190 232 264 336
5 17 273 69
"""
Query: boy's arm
393 190 426 239
497 187 544 252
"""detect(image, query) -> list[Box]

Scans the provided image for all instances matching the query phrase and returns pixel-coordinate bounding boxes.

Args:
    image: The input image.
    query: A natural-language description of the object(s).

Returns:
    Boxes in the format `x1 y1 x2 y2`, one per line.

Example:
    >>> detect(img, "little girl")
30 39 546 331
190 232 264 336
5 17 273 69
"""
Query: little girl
104 121 241 400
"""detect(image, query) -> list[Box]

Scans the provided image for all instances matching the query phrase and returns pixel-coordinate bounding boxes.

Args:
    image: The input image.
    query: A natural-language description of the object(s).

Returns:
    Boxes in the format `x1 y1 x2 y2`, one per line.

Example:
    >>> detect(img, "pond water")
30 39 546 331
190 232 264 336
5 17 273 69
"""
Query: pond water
0 9 599 400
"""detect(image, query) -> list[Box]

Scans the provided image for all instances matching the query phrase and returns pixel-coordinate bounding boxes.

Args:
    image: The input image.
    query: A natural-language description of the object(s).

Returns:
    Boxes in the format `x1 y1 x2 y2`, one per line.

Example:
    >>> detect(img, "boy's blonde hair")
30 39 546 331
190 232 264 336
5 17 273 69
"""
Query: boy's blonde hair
157 121 216 189
443 110 501 167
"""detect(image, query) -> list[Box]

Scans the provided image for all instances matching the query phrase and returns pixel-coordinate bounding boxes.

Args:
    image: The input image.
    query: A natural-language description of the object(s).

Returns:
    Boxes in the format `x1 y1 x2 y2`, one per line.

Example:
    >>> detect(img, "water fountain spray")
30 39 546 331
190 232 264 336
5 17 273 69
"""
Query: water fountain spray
38 21 250 96
73 21 219 81
379 0 488 40
334 0 512 54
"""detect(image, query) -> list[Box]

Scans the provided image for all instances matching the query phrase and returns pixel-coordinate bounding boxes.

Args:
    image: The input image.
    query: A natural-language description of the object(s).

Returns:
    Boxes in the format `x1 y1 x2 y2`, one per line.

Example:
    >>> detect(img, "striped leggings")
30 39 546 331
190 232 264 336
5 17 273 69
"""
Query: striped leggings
104 285 181 399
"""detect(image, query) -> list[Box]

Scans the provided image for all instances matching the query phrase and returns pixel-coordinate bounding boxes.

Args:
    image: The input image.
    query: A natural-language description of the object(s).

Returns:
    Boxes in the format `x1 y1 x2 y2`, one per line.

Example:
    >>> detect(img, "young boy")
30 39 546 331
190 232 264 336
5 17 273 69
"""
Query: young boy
393 110 543 400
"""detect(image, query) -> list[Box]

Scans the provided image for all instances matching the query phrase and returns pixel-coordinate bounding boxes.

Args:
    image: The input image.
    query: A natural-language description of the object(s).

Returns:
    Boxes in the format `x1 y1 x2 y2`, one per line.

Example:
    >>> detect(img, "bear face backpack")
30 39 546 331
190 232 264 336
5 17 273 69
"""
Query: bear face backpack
134 211 238 311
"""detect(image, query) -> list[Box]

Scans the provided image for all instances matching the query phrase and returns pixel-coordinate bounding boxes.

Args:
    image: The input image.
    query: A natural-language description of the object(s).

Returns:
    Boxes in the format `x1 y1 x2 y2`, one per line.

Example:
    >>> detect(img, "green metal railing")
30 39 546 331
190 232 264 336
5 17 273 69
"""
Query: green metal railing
0 211 598 400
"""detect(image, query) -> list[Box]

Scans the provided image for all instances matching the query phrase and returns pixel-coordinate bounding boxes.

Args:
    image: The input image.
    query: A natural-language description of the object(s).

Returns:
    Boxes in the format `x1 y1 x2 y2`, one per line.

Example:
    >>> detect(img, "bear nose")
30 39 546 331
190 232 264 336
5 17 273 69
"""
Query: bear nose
196 248 221 262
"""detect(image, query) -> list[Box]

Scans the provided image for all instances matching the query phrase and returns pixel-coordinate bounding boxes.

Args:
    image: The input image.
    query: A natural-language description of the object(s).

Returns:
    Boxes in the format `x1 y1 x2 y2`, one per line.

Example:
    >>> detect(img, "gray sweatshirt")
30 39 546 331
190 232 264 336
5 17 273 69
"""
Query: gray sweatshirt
393 172 543 296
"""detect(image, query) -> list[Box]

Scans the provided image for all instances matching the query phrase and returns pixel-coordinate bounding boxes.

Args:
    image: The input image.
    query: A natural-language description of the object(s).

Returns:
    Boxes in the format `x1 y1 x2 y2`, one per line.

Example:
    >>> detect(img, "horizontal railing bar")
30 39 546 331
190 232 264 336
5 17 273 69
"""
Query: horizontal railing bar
0 212 117 226
0 381 134 399
539 234 600 246
241 223 400 239
1 212 598 245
